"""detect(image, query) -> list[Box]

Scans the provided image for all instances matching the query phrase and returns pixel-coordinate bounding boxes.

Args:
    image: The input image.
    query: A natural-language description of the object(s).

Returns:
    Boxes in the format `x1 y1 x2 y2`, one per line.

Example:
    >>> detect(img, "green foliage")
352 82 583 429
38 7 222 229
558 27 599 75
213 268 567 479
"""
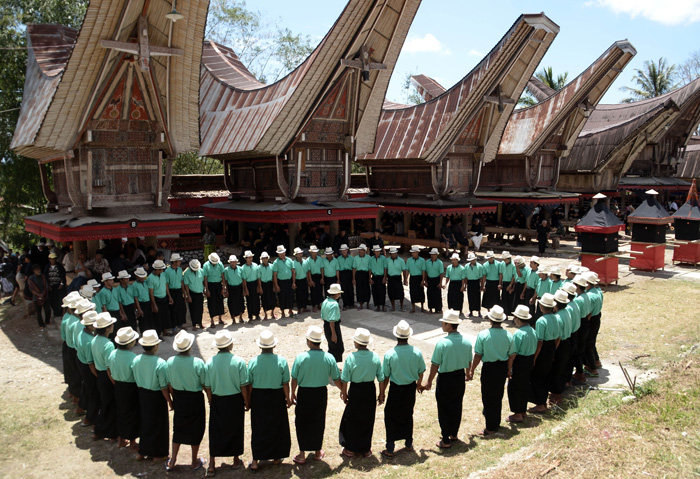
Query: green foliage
206 0 315 83
517 66 568 108
171 152 223 175
621 57 679 103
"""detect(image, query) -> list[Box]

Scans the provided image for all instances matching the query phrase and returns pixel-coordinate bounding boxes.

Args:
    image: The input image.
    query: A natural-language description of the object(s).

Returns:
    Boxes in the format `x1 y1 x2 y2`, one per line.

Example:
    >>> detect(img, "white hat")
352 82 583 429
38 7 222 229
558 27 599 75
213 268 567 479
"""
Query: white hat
207 253 220 265
538 292 556 309
80 310 99 326
567 263 579 273
213 330 234 349
324 247 333 255
117 270 131 280
488 305 507 322
530 256 540 264
389 247 398 254
501 251 512 259
309 245 319 253
359 244 368 251
170 253 183 262
593 192 607 200
549 266 561 276
188 260 200 271
115 327 139 345
327 283 343 295
573 274 588 288
276 245 286 254
152 259 166 270
410 245 420 253
450 253 460 260
62 292 81 307
48 252 58 259
305 325 324 343
101 272 115 281
583 271 599 285
579 266 590 273
173 330 195 353
554 289 570 304
256 329 279 348
244 250 255 258
293 247 303 255
467 252 477 262
75 299 96 314
340 244 349 251
392 320 413 339
352 328 373 346
133 267 148 278
539 266 550 275
514 255 525 265
372 245 382 252
429 248 439 255
228 255 238 263
485 250 495 259
645 189 659 195
80 285 96 299
94 312 117 329
260 251 270 259
139 329 162 347
513 304 532 321
562 282 578 295
440 309 461 324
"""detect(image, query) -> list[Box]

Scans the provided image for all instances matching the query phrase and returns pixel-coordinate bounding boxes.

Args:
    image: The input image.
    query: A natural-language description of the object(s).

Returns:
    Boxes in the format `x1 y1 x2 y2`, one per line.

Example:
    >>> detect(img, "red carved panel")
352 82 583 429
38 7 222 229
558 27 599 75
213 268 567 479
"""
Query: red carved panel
101 75 125 120
129 78 149 121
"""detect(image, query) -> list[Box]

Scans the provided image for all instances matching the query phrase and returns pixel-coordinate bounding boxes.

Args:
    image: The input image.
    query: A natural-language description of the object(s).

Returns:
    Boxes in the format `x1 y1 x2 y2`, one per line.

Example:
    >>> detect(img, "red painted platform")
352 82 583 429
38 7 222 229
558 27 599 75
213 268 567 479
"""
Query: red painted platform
629 242 665 271
581 254 619 285
672 242 700 266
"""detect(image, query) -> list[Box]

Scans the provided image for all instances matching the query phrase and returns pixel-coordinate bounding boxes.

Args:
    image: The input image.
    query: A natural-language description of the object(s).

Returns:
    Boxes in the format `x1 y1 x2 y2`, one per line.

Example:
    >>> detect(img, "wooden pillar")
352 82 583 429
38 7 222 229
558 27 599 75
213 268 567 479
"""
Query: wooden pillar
330 220 339 237
434 215 443 239
87 240 100 258
605 197 611 209
237 221 245 242
73 240 87 256
497 203 503 224
376 209 383 231
462 213 469 228
564 203 570 220
403 212 412 235
289 222 298 249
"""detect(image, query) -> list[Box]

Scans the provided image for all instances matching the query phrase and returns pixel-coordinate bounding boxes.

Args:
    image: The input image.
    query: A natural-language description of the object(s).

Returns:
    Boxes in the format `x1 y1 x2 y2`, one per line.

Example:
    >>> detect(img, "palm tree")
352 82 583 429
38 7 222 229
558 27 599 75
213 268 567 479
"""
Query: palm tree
620 58 679 103
517 67 568 107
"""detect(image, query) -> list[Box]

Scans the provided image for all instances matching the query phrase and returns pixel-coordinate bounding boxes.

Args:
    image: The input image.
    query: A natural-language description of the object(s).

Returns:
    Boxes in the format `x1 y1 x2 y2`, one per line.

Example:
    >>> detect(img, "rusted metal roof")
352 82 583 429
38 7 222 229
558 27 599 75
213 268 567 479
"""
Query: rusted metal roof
498 40 637 157
361 14 559 164
677 138 700 179
410 74 446 101
526 77 556 102
200 0 422 160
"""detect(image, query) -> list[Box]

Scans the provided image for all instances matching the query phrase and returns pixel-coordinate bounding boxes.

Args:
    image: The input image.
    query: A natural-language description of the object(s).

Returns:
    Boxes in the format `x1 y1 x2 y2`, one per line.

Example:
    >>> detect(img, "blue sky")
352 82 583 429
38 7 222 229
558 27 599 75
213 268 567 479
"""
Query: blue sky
253 0 700 104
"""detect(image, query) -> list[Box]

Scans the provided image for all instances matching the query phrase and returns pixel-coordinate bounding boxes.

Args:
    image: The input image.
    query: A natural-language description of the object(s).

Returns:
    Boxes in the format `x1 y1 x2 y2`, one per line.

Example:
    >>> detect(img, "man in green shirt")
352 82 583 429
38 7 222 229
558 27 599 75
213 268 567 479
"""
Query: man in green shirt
572 275 592 384
583 271 603 377
183 260 205 329
337 244 355 310
380 320 426 458
290 326 341 465
96 272 120 324
321 284 344 362
321 247 339 292
203 253 226 327
241 250 261 321
524 256 541 317
533 267 552 321
423 310 472 448
224 255 245 323
305 245 324 312
405 246 426 313
258 252 275 320
481 251 502 311
369 245 387 311
107 326 140 450
548 266 563 295
463 252 485 318
425 248 444 314
292 247 309 313
75 308 99 428
164 253 185 331
147 260 171 337
272 246 294 318
499 251 516 316
445 253 464 314
130 267 151 332
115 270 136 331
386 247 406 312
514 255 530 311
529 293 560 414
352 244 371 310
507 305 537 423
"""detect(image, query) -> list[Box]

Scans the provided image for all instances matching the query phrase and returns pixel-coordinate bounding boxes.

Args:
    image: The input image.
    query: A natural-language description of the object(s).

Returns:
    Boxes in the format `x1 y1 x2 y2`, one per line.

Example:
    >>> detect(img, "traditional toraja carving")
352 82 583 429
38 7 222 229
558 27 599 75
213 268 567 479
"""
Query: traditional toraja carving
12 0 209 241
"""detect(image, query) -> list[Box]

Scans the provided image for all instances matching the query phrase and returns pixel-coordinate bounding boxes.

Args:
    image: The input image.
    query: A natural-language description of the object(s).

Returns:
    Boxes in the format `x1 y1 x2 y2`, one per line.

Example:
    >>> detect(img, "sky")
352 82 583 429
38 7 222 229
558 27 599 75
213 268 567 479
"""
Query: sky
252 0 700 104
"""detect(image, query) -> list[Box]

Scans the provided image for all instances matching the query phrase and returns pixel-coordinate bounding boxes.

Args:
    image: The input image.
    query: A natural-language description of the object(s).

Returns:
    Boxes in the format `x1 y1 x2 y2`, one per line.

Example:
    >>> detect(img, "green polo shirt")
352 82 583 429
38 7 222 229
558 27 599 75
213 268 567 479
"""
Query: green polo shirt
202 261 224 283
341 350 384 383
248 353 290 389
321 297 340 322
406 257 426 277
382 344 426 385
446 264 463 281
337 254 354 271
574 292 591 318
515 265 531 284
549 279 563 295
474 327 513 362
535 313 561 341
386 256 405 276
353 254 370 272
166 355 206 392
463 263 484 281
107 349 137 383
293 259 307 278
60 312 70 342
92 293 103 313
482 260 502 281
76 328 95 364
567 299 581 332
369 255 387 276
536 277 551 298
132 354 169 391
114 284 134 306
425 259 445 278
163 266 183 290
511 325 537 356
272 257 294 280
183 268 205 294
71 321 85 355
146 273 167 298
205 352 249 396
556 308 572 340
588 288 603 315
130 280 150 303
223 265 244 286
62 314 79 347
258 263 273 282
526 268 540 289
322 257 338 277
305 256 323 275
241 263 260 282
431 332 472 373
96 287 119 311
291 349 341 387
91 335 115 371
500 261 516 282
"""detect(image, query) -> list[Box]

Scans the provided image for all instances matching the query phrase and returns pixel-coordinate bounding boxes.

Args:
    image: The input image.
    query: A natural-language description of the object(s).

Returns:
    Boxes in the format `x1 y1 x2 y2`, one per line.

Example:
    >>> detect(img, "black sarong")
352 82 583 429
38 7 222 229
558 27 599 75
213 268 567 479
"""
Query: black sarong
94 370 117 439
355 271 370 304
154 296 171 334
513 282 526 306
123 303 137 331
371 273 386 308
245 286 260 319
62 341 69 386
426 276 442 312
384 381 416 444
467 279 481 313
77 360 100 425
64 344 81 398
566 329 579 382
436 369 466 443
447 280 463 312
138 388 169 458
114 380 140 440
409 275 425 304
295 386 328 451
339 270 354 308
482 280 500 309
277 279 293 310
576 317 590 373
525 287 536 317
584 313 601 370
209 393 245 457
295 277 309 310
227 283 245 317
309 273 323 307
169 288 186 327
251 388 291 460
69 348 83 401
323 320 344 362
480 360 508 432
137 305 153 333
172 389 205 445
339 381 376 454
207 282 225 318
260 281 276 311
507 354 534 414
550 338 571 395
500 284 515 316
530 339 555 406
387 275 403 301
188 291 203 327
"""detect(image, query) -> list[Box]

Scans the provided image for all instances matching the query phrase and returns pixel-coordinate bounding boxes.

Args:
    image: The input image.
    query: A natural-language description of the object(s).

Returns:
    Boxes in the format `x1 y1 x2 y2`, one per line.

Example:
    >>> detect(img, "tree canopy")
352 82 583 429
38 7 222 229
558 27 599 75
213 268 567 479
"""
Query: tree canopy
517 66 568 108
620 57 679 103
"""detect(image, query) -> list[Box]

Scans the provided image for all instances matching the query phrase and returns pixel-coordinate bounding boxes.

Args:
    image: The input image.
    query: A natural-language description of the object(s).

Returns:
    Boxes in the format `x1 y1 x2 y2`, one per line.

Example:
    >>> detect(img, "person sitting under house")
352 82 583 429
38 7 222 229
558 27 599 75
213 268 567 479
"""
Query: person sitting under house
467 217 485 251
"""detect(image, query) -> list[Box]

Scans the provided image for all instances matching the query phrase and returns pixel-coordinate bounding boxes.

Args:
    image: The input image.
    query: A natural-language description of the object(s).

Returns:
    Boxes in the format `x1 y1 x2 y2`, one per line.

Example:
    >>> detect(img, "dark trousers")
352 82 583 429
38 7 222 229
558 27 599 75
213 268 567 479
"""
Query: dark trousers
371 274 386 308
48 285 66 317
513 282 526 306
123 303 137 331
550 338 572 395
137 305 153 332
480 361 508 432
508 355 534 414
436 369 465 444
525 287 536 317
154 296 171 334
309 274 323 307
467 279 481 313
584 313 601 369
189 291 204 326
169 289 186 327
34 300 51 327
339 270 354 308
323 320 344 362
576 318 590 374
295 278 308 310
501 284 515 316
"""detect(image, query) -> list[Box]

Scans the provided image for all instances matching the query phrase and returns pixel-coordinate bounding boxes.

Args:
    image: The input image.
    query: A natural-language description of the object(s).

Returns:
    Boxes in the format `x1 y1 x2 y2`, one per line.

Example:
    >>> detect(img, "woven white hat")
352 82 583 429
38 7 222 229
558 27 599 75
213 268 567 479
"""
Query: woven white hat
293 247 303 255
173 330 195 353
514 255 525 265
389 247 398 254
117 270 130 280
429 248 439 255
324 247 333 255
305 325 324 343
530 256 540 264
340 244 349 251
309 245 319 253
139 329 162 347
228 255 238 263
538 292 556 309
152 259 166 270
75 299 96 314
260 251 269 259
94 312 117 329
276 245 286 254
80 310 99 326
327 283 343 295
372 245 382 252
359 244 368 251
501 251 512 259
188 260 200 271
467 252 477 262
244 250 255 258
561 282 577 295
485 250 495 259
134 267 148 278
62 292 81 308
513 304 532 320
213 330 234 349
170 253 183 262
554 289 570 304
488 305 506 322
410 245 420 253
583 271 599 285
573 274 588 288
115 327 139 346
101 272 115 281
393 320 413 339
352 328 373 346
256 329 279 348
450 253 460 260
207 253 220 265
440 309 461 324
79 285 96 299
549 266 561 276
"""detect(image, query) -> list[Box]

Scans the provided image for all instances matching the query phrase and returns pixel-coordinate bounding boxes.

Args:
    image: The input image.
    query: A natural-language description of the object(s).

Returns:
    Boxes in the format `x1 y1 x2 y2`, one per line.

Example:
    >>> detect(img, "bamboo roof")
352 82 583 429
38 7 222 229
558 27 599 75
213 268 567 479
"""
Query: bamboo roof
676 136 700 179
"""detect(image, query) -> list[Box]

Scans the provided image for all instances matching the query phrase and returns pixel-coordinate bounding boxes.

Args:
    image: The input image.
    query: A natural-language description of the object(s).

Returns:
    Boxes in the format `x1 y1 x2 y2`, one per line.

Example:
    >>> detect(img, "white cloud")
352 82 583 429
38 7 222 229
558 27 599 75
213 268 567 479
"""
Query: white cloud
585 0 700 26
403 33 451 55
468 49 484 57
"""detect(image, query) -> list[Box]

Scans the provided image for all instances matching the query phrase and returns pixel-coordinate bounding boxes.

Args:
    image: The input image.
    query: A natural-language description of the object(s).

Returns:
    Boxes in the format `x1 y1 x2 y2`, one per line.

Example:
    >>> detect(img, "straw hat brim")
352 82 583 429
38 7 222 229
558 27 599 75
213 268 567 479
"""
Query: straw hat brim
513 312 532 321
256 338 279 349
352 336 373 346
488 314 507 322
115 333 139 346
173 342 194 353
214 337 234 349
305 335 324 343
139 337 162 347
392 325 413 338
